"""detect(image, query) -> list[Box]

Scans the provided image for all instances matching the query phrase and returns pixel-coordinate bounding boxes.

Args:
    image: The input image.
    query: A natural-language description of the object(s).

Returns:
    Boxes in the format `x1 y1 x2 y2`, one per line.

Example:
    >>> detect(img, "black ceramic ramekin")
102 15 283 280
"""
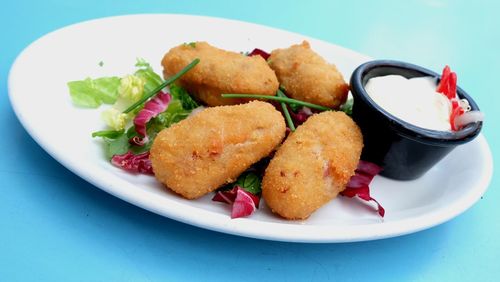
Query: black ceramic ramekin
350 60 482 180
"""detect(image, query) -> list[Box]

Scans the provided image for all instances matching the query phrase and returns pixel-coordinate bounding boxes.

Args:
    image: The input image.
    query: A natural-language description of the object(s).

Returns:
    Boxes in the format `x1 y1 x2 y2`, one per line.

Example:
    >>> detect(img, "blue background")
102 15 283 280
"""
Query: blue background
1 1 498 281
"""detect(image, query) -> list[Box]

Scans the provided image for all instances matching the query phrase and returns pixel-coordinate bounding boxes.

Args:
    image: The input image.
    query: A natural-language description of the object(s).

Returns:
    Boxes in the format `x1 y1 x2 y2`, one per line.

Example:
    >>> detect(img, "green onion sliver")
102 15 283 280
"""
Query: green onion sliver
277 89 295 131
220 93 331 112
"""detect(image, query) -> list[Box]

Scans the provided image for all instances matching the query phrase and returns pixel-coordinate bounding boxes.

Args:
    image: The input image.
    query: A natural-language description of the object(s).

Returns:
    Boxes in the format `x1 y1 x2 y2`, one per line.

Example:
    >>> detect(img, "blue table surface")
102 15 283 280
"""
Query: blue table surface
1 1 498 281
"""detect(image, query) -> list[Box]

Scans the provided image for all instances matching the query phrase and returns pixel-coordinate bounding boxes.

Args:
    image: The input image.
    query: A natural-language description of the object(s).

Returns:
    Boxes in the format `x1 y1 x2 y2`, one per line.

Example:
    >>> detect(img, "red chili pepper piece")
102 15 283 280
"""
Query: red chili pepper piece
436 65 463 130
448 72 457 100
436 65 451 95
436 65 458 99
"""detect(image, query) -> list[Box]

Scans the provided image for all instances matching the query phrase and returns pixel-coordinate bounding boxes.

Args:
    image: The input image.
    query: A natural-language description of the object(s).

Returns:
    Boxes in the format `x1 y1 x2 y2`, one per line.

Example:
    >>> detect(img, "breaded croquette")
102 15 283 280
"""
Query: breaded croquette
262 111 363 219
162 42 279 106
268 41 349 108
150 101 286 199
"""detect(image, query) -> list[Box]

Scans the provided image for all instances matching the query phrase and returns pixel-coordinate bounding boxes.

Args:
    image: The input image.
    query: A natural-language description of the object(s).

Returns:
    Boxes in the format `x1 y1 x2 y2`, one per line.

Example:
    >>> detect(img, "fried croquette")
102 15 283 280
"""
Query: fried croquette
262 111 363 219
268 41 349 108
150 101 286 199
162 42 279 106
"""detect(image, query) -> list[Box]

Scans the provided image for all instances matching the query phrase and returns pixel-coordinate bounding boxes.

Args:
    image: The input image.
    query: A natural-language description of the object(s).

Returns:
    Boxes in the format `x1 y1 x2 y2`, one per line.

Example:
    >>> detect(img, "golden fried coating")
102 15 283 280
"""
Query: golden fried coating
162 42 279 106
262 111 363 219
150 101 286 199
268 41 349 108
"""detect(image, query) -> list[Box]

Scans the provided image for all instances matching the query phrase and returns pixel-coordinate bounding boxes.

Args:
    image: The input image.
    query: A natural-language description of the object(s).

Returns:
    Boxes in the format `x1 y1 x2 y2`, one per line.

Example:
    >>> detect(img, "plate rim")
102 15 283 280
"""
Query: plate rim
7 13 494 243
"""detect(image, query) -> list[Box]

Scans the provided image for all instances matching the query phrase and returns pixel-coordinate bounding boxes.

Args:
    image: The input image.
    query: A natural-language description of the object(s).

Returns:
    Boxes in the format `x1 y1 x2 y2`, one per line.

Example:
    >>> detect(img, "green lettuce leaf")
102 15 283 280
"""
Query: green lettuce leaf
87 62 199 159
68 77 121 108
134 58 163 94
92 129 125 139
126 90 195 154
155 99 191 128
103 132 130 160
170 83 199 110
218 170 262 195
340 98 353 116
235 171 262 194
122 95 193 155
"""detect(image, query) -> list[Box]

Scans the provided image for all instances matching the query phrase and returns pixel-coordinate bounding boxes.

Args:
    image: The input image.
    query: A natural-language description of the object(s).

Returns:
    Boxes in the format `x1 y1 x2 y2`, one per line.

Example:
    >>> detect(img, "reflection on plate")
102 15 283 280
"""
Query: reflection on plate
8 14 493 242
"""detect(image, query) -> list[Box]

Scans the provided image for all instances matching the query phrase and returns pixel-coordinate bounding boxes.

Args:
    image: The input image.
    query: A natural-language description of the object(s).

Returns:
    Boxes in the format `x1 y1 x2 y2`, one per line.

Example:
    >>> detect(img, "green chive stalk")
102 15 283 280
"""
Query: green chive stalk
123 58 200 114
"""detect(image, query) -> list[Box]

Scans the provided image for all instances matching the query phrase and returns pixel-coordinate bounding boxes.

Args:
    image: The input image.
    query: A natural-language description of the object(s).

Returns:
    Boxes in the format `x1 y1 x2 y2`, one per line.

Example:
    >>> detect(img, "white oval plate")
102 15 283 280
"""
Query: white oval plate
8 14 493 243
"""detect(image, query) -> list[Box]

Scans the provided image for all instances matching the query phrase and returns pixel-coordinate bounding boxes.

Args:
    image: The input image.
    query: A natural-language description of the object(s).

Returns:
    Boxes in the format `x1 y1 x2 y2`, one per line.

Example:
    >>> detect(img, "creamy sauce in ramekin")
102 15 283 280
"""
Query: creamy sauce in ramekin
365 75 452 131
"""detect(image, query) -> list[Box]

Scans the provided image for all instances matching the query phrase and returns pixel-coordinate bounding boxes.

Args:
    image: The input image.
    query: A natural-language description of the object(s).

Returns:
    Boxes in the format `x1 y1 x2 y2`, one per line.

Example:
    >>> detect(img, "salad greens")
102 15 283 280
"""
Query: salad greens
234 171 262 195
101 108 130 131
91 129 124 139
69 59 200 160
218 170 262 195
123 58 200 113
118 75 146 102
170 84 199 110
340 98 353 116
133 58 164 94
103 132 130 160
68 76 121 108
154 99 191 128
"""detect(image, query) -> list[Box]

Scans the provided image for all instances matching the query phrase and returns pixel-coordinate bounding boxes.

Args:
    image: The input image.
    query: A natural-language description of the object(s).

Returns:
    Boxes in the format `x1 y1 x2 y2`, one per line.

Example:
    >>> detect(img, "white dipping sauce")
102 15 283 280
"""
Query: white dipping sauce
365 75 452 131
